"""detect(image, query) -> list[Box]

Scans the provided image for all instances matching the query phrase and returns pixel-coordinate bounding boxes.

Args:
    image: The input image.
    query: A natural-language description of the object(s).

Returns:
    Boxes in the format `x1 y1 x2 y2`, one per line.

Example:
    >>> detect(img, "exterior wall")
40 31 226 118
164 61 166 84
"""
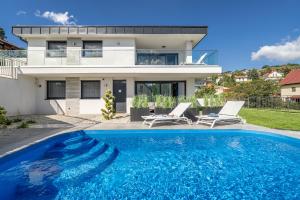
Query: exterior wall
34 76 197 115
27 38 136 66
35 77 66 115
0 76 36 116
281 84 300 97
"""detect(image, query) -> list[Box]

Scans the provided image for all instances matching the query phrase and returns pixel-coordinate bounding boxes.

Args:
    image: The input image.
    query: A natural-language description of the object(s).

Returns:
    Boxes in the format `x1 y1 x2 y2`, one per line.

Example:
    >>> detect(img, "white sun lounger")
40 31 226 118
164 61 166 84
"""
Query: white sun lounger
196 101 245 128
142 103 192 128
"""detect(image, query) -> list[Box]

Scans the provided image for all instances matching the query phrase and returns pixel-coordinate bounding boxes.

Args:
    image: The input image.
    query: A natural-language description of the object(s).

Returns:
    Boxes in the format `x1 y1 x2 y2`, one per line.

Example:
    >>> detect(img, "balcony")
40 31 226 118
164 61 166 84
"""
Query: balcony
0 49 218 66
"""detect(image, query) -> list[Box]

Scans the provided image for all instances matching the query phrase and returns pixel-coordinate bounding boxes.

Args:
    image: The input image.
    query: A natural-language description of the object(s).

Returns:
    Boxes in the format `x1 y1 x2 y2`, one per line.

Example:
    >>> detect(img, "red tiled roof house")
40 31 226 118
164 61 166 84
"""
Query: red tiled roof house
280 69 300 101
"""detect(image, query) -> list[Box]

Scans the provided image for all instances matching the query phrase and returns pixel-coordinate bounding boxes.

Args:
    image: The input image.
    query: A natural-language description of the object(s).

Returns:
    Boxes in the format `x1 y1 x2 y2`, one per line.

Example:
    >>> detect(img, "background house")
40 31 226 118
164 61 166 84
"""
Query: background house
0 39 21 50
263 71 283 81
280 69 300 102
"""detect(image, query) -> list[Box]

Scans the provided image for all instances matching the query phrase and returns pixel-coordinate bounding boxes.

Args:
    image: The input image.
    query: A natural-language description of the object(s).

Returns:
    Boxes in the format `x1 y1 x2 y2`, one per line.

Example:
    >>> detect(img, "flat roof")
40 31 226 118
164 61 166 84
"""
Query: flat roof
12 25 208 36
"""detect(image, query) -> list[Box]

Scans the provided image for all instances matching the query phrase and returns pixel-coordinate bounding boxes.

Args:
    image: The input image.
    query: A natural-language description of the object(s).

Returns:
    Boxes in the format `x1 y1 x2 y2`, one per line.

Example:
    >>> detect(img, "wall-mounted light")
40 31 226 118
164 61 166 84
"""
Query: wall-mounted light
161 45 166 48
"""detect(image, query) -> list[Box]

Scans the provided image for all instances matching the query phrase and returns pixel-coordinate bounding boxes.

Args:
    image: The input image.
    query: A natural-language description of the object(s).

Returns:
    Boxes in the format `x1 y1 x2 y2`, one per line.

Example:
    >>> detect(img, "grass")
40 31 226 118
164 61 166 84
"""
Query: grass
239 108 300 131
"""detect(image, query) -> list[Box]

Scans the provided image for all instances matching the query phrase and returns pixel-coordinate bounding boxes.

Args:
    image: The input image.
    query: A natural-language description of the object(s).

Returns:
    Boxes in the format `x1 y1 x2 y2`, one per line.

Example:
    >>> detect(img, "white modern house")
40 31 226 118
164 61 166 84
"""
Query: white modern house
0 25 221 116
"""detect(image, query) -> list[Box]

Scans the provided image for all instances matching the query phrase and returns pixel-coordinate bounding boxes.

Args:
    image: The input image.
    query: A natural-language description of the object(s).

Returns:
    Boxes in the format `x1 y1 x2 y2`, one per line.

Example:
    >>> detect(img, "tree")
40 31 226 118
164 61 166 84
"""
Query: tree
247 68 259 80
228 79 279 98
0 27 6 40
101 89 116 120
195 85 216 98
219 74 236 87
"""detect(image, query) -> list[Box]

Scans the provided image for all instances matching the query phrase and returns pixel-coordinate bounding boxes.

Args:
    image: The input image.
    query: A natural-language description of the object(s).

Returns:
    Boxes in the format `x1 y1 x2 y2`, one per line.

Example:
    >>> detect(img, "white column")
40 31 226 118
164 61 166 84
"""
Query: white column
126 78 134 114
185 41 193 64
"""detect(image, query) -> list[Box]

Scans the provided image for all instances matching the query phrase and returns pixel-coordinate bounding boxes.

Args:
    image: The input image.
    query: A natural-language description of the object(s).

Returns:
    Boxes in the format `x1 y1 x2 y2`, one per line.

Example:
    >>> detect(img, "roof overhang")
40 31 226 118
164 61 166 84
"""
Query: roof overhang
12 25 208 48
18 65 221 78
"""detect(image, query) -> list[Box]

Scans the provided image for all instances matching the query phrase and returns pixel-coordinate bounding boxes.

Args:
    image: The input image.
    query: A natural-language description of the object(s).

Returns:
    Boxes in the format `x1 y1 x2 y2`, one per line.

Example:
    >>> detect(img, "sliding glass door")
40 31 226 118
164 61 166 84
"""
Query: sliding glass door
135 81 186 98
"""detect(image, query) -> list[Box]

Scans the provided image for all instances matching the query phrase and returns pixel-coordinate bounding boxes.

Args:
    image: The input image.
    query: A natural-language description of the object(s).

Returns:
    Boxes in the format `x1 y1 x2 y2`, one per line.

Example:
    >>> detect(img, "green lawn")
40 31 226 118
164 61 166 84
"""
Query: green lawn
239 108 300 131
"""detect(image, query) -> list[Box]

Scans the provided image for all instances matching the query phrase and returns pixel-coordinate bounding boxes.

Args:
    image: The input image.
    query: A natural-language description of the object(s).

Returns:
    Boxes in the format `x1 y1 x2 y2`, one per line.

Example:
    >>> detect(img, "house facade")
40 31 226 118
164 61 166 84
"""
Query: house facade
280 69 300 102
263 71 283 81
235 75 250 83
0 38 21 50
0 25 221 115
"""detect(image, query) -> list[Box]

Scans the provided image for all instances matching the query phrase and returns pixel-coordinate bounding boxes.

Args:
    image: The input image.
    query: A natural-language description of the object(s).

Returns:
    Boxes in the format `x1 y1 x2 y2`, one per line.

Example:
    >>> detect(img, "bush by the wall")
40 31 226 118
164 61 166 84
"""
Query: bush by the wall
101 89 116 120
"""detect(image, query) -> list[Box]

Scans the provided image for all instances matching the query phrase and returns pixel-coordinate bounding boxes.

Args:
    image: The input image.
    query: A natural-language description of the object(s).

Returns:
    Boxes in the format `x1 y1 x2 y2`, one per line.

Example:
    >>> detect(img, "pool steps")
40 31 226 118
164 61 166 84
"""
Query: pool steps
13 134 119 198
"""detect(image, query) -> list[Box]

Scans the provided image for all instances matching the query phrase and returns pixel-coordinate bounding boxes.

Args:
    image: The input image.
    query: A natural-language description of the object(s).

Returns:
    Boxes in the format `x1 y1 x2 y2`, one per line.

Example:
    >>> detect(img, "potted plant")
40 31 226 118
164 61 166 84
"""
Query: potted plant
154 95 176 114
202 94 225 115
130 95 150 121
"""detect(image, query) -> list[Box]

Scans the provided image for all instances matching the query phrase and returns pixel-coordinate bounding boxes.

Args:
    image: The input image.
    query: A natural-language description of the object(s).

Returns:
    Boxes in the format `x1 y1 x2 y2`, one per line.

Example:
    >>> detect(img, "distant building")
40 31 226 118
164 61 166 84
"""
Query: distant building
235 75 250 82
280 69 300 102
215 86 229 94
0 39 21 50
263 71 283 81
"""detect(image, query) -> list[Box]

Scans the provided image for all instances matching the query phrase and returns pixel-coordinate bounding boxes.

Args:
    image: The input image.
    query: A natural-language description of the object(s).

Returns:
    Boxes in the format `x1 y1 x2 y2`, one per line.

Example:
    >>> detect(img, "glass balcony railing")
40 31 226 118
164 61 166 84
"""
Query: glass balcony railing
136 49 218 65
0 49 218 66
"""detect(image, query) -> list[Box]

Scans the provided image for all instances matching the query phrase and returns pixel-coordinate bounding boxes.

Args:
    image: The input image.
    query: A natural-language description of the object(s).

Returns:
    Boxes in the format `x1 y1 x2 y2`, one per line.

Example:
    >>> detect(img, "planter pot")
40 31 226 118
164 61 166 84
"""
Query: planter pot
202 107 223 115
184 108 199 122
130 107 150 121
154 108 173 115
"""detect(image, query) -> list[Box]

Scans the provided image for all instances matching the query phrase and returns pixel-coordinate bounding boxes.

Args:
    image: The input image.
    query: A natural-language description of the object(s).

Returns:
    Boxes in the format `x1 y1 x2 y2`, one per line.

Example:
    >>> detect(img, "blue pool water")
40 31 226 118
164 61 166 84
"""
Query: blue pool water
0 129 299 200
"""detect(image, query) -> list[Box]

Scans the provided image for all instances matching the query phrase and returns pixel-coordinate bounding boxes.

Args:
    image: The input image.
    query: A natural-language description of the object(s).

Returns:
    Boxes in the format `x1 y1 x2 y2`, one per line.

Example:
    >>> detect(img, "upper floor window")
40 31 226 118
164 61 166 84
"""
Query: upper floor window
137 53 178 65
82 41 102 57
292 87 296 92
47 41 67 57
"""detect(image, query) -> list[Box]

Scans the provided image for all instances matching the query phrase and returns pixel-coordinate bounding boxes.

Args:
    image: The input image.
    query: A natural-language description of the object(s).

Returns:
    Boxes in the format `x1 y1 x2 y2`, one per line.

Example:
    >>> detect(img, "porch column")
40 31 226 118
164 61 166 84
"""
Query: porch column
126 78 135 114
185 41 193 64
66 77 80 116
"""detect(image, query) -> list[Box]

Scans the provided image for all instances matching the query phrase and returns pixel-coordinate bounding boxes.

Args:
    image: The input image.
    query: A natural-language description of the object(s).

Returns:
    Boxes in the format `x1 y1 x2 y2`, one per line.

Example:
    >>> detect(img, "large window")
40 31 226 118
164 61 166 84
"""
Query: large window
47 41 67 57
135 81 186 97
81 81 101 99
137 53 178 65
47 81 66 99
82 41 102 57
292 87 296 92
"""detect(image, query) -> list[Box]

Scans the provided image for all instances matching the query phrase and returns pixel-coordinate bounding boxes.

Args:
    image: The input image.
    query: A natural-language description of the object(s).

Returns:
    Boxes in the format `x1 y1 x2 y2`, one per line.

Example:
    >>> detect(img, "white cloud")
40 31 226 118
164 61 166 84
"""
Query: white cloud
16 10 26 16
35 10 76 25
251 36 300 62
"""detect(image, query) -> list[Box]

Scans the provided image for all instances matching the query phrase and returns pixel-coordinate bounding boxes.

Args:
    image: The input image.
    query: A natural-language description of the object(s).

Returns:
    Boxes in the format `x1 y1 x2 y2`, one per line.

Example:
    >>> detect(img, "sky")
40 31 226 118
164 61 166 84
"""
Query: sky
1 0 300 71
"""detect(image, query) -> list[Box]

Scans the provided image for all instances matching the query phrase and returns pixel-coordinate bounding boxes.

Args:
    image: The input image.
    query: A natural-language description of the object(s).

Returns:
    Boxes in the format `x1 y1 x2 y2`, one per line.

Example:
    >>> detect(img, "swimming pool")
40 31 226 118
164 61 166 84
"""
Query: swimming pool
0 129 299 199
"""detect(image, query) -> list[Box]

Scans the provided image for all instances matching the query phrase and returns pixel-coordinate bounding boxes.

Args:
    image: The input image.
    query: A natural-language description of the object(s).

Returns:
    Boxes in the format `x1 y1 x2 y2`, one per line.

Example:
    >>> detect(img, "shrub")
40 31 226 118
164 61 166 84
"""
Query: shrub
156 96 176 109
0 106 7 125
17 122 29 129
178 95 198 108
155 95 164 108
26 120 36 124
101 89 116 120
163 96 176 108
12 118 22 123
132 95 148 108
203 94 225 107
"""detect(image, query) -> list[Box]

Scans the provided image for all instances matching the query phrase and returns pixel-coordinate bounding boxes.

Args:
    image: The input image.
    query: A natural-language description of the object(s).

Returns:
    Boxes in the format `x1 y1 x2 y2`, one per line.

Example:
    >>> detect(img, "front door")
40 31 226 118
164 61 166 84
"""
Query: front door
113 80 127 113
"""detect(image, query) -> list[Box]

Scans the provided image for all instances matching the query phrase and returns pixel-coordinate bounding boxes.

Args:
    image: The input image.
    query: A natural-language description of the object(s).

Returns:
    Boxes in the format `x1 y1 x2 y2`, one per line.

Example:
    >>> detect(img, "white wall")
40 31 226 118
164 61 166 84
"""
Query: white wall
0 75 197 116
26 38 136 66
0 76 36 116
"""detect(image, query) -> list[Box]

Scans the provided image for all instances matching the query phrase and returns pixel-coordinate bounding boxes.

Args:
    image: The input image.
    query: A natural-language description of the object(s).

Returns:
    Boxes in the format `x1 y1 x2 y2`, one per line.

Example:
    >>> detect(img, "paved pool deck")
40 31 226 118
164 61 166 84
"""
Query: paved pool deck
0 114 299 157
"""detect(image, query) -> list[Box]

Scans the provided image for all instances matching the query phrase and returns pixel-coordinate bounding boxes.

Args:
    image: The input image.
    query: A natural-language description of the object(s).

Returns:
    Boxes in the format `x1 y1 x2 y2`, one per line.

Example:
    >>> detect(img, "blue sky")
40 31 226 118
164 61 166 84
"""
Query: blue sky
1 0 300 71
